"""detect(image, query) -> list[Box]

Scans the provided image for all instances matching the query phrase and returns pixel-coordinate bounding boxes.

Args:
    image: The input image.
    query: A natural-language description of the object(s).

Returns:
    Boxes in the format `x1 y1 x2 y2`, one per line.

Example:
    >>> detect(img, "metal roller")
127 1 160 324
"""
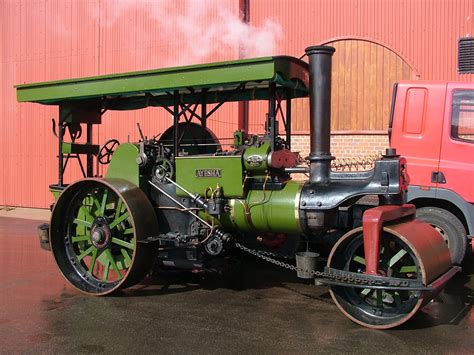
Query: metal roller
388 220 452 286
327 219 452 329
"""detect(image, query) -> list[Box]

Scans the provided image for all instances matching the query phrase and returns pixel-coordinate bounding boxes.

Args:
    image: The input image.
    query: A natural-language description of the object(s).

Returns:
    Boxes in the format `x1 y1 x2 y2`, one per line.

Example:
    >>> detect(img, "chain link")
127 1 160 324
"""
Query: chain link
244 246 294 260
235 242 328 278
235 242 383 287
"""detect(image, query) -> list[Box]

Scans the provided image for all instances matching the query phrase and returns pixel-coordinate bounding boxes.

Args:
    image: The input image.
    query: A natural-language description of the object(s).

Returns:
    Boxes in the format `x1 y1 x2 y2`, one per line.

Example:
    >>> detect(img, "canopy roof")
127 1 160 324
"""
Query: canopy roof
16 56 309 109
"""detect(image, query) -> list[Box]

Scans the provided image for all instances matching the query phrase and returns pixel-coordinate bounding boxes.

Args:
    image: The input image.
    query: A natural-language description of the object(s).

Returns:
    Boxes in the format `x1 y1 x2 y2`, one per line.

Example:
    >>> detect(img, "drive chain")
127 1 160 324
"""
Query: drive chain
235 242 385 287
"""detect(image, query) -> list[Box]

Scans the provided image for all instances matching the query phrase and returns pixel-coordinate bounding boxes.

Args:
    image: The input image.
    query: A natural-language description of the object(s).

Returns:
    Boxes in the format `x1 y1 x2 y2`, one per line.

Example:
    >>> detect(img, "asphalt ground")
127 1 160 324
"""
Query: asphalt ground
0 215 473 354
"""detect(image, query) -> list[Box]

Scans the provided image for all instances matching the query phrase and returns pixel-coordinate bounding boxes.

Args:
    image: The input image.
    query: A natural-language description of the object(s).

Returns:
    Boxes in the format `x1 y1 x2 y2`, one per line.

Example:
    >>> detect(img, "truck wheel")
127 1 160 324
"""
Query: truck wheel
416 207 467 265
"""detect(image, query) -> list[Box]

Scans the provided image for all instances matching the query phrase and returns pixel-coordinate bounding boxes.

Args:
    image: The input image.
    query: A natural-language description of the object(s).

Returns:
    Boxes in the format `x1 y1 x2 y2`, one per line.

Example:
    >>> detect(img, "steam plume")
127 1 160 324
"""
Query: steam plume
92 0 283 65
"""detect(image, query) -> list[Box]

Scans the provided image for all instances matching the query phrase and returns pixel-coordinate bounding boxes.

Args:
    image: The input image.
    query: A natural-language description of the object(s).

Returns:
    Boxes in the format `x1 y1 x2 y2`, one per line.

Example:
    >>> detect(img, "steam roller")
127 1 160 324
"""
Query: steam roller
326 206 454 329
15 42 459 329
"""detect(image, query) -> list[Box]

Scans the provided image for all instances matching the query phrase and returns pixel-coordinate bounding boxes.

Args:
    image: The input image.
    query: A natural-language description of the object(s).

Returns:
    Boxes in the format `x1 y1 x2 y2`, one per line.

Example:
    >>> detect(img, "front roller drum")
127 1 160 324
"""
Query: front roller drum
328 220 452 329
50 178 159 295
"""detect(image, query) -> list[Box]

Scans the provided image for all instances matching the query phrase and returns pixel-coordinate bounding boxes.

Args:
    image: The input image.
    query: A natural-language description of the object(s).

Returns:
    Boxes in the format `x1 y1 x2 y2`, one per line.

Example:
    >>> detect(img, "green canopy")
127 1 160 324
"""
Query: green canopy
16 56 309 110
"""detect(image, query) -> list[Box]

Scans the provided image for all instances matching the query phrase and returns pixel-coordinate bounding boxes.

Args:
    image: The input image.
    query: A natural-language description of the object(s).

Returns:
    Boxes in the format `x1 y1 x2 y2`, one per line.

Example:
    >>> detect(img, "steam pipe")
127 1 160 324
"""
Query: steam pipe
305 45 335 185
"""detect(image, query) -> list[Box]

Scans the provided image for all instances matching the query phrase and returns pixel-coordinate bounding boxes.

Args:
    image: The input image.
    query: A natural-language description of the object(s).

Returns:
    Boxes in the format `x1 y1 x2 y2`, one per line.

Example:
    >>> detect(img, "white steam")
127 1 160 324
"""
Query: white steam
93 0 283 66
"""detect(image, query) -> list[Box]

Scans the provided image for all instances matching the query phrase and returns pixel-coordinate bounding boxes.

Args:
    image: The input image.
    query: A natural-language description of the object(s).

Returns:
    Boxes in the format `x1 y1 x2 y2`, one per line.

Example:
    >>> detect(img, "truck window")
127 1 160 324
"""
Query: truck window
403 88 427 134
451 90 474 143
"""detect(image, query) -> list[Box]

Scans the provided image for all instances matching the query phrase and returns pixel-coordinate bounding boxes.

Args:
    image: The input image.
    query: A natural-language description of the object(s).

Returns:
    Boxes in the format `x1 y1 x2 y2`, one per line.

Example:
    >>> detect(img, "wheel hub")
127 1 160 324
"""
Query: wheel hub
90 217 112 249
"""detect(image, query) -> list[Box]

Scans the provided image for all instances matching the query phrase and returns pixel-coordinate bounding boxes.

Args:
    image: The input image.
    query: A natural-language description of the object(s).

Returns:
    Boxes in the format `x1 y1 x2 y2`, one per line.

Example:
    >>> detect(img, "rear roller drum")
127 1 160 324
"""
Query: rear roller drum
327 222 451 329
50 178 159 295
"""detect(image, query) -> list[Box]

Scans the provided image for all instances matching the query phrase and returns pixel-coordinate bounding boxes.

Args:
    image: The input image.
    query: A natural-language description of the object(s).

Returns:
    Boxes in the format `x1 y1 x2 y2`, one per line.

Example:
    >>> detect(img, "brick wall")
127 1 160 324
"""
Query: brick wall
291 134 389 160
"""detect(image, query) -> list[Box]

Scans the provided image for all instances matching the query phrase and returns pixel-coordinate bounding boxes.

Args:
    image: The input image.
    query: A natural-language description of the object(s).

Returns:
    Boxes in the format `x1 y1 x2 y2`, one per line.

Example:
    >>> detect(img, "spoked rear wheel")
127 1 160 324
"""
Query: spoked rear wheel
328 228 425 329
50 178 159 295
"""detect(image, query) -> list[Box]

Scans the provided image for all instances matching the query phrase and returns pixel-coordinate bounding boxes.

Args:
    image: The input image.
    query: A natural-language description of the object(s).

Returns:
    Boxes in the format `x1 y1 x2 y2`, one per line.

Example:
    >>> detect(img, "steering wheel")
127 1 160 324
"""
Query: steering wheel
97 139 120 165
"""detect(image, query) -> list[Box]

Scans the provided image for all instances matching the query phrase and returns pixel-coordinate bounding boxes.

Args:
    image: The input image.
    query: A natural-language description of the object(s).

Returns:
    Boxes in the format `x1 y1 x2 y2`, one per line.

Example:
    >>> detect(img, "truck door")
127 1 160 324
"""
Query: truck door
438 84 474 203
390 82 446 188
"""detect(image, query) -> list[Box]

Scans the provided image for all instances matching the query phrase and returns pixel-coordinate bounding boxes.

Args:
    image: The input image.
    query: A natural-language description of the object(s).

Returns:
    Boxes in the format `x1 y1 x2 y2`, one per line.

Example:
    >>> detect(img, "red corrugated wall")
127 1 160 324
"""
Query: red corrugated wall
1 0 240 208
252 0 473 81
247 0 474 129
1 0 473 208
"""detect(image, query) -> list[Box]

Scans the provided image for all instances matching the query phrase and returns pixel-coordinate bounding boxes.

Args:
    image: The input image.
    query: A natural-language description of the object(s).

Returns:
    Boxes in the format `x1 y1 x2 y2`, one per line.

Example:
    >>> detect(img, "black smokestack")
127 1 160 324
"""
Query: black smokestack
305 45 335 185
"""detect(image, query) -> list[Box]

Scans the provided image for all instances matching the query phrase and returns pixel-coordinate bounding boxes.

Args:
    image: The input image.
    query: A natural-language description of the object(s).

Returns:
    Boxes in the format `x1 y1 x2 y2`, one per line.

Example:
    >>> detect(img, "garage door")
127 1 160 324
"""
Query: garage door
293 39 415 132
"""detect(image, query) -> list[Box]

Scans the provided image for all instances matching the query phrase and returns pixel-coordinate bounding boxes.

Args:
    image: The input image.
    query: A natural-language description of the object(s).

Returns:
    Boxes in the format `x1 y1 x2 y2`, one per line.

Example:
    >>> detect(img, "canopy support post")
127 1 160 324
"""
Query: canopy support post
58 114 64 187
286 93 292 149
268 82 277 150
86 123 93 177
201 90 207 129
173 90 179 158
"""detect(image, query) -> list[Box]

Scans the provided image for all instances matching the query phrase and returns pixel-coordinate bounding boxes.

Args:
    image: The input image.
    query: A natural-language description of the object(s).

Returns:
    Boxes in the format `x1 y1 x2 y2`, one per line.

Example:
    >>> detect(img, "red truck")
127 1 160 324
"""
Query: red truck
390 81 474 264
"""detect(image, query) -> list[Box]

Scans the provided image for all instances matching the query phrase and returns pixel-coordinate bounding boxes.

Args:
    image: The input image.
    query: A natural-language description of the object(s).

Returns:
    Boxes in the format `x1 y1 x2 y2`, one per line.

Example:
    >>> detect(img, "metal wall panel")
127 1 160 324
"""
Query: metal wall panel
251 0 473 80
2 0 473 208
248 0 474 132
1 0 238 208
1 0 100 208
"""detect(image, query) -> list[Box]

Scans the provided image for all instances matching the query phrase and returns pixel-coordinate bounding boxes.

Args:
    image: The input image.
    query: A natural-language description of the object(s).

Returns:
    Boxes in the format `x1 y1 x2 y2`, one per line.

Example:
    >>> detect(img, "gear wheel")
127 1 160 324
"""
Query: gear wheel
153 158 174 182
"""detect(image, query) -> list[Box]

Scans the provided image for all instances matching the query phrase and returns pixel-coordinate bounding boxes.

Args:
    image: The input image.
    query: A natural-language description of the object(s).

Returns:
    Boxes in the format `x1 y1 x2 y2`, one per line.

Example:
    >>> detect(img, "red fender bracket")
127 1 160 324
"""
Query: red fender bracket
362 204 416 275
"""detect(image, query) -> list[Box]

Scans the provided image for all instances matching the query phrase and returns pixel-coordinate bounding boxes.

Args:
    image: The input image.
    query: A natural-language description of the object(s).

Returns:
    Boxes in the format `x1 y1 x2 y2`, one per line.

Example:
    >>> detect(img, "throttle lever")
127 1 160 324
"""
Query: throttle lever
135 122 149 167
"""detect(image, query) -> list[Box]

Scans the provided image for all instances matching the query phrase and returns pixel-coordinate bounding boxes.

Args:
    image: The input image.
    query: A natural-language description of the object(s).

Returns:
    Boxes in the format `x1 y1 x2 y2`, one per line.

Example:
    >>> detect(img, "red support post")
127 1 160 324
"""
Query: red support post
362 204 416 275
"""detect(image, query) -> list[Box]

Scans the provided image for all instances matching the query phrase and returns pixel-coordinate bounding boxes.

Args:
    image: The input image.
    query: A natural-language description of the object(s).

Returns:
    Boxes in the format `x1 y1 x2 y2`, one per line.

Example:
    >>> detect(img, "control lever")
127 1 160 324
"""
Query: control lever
136 122 146 141
136 122 148 167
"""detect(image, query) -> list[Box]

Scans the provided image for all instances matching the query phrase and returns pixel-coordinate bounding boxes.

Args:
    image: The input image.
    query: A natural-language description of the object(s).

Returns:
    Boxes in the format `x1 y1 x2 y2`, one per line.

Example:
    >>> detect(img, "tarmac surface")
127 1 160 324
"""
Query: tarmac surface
0 212 473 354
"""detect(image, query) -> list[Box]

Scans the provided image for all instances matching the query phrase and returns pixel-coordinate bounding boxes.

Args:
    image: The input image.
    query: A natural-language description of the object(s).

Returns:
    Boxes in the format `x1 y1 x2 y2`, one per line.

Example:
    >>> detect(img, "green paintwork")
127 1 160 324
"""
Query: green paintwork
61 142 99 154
49 186 63 200
353 256 366 265
399 265 417 273
233 130 245 146
243 141 271 173
105 143 140 186
175 156 243 198
70 186 135 282
220 180 303 234
16 56 309 107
